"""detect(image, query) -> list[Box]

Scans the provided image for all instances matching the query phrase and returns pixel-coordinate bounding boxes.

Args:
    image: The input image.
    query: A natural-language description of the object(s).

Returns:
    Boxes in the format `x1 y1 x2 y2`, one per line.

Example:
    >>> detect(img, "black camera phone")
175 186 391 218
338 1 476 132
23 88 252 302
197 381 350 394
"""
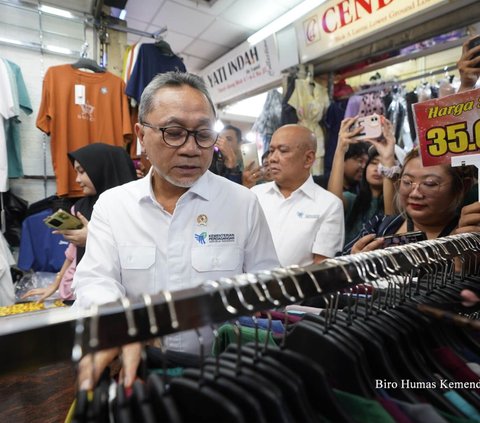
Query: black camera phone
468 36 480 68
380 231 426 248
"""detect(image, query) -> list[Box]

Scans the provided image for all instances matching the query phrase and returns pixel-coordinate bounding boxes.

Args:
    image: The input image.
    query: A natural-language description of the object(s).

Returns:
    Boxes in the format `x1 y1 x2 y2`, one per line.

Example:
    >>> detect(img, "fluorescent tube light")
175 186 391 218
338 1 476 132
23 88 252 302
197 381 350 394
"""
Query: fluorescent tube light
247 0 325 45
39 5 74 19
44 45 74 55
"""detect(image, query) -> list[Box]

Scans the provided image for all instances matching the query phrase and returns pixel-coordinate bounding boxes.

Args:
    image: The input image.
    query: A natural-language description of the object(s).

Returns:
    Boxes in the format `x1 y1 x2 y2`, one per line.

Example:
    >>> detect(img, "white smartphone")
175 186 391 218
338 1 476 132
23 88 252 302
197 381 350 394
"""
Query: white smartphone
240 143 260 169
353 114 382 140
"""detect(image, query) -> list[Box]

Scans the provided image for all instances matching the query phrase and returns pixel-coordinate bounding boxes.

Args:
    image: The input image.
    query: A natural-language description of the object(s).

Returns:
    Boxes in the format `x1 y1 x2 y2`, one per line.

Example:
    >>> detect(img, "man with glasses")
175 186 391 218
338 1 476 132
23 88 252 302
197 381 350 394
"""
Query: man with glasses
73 71 279 389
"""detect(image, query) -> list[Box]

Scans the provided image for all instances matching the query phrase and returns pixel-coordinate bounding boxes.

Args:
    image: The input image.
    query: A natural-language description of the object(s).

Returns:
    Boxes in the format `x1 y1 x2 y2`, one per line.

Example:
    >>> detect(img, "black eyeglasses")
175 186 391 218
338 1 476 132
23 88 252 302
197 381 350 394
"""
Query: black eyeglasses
141 122 218 148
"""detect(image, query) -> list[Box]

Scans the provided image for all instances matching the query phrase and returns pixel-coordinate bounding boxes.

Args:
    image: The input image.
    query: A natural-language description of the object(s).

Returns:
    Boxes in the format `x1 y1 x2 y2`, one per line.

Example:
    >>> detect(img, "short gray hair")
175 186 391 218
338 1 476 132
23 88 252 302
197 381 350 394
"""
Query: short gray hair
138 71 216 122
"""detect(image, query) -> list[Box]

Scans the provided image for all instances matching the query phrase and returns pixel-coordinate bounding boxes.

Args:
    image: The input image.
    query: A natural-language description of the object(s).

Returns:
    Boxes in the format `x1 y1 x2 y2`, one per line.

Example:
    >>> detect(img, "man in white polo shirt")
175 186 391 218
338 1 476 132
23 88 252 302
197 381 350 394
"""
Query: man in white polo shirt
251 124 344 266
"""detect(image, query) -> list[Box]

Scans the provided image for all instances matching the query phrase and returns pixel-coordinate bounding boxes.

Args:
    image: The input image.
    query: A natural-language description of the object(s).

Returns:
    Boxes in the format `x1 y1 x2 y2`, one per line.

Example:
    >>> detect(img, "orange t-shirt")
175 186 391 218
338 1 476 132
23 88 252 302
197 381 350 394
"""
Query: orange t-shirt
36 65 132 197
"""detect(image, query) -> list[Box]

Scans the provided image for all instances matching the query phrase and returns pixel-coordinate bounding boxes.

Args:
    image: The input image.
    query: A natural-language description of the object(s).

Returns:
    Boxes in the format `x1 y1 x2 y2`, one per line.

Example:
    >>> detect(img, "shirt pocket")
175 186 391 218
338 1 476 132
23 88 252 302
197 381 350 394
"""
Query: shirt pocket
118 245 156 294
119 245 156 269
191 245 241 272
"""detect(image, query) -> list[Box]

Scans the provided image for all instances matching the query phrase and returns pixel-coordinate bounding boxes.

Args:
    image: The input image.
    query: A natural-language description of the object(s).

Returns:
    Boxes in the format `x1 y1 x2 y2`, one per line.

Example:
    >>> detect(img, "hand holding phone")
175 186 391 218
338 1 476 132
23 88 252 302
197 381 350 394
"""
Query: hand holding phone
380 231 426 248
240 143 260 169
351 114 382 140
44 209 83 230
468 36 480 68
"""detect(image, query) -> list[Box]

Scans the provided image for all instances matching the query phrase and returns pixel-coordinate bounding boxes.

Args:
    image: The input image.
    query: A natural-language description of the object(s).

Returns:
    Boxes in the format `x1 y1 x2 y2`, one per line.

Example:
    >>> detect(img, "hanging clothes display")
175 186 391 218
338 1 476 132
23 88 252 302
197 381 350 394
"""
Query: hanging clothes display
2 233 480 422
36 64 132 197
0 60 17 192
252 89 283 152
287 77 329 175
1 59 32 179
125 42 186 104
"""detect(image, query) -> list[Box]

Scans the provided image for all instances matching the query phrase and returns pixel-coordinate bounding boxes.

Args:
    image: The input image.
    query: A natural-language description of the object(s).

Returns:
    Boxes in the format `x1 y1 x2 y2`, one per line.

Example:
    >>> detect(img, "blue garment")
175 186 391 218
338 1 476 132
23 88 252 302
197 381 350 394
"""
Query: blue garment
237 316 284 334
18 209 68 272
125 43 186 102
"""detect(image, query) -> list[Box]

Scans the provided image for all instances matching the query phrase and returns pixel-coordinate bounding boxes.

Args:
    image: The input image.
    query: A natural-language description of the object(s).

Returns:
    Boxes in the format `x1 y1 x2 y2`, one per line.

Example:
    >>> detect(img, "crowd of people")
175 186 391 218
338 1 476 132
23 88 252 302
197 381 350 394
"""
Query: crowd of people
13 36 480 388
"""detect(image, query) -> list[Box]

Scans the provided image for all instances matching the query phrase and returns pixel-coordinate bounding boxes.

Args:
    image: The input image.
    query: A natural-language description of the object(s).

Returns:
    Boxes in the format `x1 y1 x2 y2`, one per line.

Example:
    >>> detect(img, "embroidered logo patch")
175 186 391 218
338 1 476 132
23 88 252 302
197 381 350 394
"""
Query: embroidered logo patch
194 232 208 244
296 210 321 219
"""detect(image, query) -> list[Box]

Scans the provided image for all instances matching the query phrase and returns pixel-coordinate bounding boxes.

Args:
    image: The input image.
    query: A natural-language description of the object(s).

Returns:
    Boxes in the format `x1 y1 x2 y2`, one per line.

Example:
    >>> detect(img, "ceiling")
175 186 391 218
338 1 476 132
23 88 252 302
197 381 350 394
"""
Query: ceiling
122 0 305 72
17 0 305 72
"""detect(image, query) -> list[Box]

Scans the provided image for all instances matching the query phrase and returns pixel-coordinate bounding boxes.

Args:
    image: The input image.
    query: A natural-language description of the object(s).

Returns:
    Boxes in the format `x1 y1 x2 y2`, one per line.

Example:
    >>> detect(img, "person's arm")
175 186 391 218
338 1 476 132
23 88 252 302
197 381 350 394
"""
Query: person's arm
457 36 480 93
53 212 89 247
312 196 345 259
242 161 263 188
21 256 73 303
367 117 398 215
328 117 363 207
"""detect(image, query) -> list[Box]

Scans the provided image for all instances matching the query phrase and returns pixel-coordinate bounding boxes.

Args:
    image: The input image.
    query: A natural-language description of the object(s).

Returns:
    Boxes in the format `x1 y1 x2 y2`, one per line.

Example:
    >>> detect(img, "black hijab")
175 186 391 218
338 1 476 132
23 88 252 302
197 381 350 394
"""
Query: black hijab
68 143 137 262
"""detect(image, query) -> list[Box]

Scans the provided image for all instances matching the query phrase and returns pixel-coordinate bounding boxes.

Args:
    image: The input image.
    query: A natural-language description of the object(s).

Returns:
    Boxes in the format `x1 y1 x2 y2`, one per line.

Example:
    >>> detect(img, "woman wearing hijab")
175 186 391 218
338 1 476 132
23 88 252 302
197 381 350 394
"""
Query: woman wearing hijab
22 143 137 303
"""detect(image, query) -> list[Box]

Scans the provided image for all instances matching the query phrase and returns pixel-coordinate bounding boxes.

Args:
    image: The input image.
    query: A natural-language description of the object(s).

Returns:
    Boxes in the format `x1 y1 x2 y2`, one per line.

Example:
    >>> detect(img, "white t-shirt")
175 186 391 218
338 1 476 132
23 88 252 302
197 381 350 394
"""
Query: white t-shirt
251 176 345 266
0 60 16 192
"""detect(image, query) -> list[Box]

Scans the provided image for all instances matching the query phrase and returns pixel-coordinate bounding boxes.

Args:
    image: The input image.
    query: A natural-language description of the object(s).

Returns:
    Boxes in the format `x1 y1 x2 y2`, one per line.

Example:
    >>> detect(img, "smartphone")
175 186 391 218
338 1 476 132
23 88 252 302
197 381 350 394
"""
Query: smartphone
468 36 480 68
43 209 83 230
352 114 382 140
240 142 260 169
380 231 426 248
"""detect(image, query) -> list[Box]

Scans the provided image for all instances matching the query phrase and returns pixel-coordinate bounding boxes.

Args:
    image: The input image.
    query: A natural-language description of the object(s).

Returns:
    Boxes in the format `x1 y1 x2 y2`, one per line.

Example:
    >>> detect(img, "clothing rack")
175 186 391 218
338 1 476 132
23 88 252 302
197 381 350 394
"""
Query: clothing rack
0 233 478 375
351 64 457 96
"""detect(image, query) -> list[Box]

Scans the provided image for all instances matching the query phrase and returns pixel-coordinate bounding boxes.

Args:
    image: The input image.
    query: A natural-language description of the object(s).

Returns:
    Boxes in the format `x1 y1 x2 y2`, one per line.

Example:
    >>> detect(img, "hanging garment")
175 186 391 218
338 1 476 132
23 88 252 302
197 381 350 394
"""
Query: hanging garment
36 64 132 197
0 60 16 192
17 209 68 272
252 89 283 152
281 74 299 125
0 232 14 306
287 79 329 175
125 43 186 103
2 59 32 178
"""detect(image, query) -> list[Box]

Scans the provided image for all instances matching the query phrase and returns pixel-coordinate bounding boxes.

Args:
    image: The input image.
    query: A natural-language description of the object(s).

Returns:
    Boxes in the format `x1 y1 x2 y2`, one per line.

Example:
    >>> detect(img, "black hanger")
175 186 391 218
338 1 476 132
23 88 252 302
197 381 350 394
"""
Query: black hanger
147 373 182 423
154 40 175 56
113 383 133 423
202 358 294 423
182 367 268 423
221 347 319 423
285 319 376 398
303 311 416 403
131 380 156 423
168 377 246 423
241 341 355 423
71 58 106 73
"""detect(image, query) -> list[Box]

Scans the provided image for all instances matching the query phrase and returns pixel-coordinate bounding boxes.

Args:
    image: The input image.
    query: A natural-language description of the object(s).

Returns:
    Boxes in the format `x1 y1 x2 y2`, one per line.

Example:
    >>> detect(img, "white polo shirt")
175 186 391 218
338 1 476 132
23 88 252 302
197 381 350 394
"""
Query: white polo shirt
251 176 344 266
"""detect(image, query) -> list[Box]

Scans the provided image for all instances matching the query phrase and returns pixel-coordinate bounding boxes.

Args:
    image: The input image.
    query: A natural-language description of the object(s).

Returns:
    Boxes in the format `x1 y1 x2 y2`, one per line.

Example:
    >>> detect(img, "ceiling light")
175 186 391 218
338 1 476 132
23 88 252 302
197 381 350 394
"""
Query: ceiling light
247 0 326 45
44 45 74 55
39 5 74 19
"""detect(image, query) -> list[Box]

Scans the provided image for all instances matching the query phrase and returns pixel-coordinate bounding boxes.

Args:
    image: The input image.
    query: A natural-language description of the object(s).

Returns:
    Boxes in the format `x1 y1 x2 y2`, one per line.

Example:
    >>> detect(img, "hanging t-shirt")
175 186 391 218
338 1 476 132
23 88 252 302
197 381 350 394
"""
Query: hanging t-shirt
3 59 32 178
36 65 132 197
288 79 329 175
125 43 186 103
0 60 16 192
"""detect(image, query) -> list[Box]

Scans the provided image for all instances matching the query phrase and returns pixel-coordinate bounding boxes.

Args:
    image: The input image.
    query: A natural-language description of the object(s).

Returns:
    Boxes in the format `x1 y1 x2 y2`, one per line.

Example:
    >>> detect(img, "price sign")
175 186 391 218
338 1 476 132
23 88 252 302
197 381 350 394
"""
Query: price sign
413 87 480 166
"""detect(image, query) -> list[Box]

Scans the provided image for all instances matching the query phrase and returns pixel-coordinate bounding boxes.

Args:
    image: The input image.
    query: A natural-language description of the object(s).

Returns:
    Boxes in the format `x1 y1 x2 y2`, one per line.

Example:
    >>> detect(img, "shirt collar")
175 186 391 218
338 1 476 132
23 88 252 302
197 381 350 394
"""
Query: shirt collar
136 168 212 204
271 175 316 200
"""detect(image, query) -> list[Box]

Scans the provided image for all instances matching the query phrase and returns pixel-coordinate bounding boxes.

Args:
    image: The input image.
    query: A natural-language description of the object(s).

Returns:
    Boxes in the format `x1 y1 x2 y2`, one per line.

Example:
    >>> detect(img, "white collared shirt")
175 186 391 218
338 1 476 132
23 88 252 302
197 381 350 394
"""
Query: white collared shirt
251 176 344 266
73 170 279 353
73 169 279 309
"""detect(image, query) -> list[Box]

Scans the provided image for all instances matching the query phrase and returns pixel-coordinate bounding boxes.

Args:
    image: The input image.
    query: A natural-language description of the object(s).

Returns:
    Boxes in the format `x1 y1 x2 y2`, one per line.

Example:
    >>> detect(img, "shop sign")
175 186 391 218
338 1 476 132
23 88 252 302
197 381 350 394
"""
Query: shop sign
297 0 447 62
413 87 480 166
200 36 281 105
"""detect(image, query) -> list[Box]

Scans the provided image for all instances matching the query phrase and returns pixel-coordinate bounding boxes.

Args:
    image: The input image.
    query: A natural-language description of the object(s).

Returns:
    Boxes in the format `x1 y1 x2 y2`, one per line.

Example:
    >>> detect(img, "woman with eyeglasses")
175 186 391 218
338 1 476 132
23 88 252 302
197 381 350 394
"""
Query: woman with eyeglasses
343 147 476 254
